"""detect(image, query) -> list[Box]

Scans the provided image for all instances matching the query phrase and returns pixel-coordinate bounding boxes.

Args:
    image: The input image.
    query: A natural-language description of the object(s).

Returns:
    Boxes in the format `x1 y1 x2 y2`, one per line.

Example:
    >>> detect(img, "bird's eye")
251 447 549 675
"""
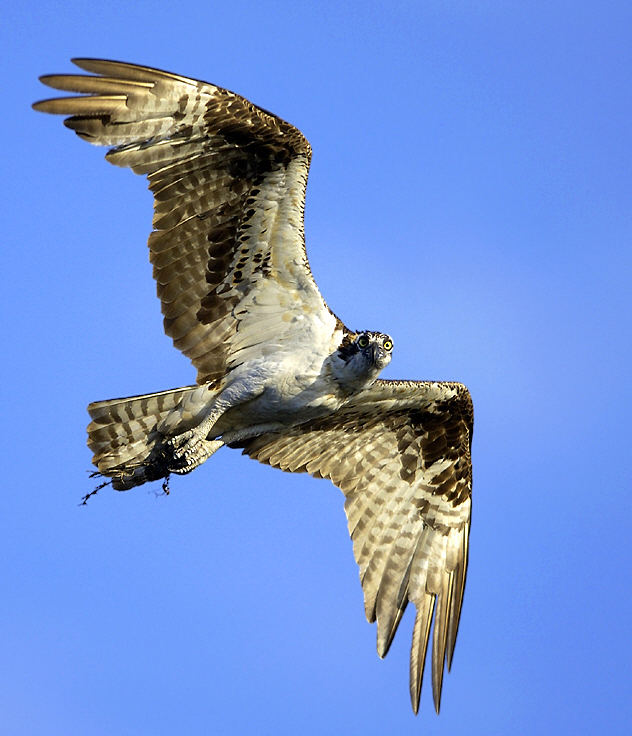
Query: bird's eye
383 339 393 351
357 335 369 348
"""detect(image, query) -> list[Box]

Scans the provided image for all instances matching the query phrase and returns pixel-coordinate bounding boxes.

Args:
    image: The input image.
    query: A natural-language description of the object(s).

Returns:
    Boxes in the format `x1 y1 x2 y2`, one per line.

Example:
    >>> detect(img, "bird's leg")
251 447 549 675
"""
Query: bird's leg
170 410 223 455
166 407 226 470
221 422 287 445
165 382 265 472
169 438 225 474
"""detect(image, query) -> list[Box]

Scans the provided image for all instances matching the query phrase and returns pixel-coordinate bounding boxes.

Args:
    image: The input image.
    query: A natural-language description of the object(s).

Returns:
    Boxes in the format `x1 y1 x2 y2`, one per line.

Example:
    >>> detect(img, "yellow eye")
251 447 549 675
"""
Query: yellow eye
358 335 369 348
383 339 393 351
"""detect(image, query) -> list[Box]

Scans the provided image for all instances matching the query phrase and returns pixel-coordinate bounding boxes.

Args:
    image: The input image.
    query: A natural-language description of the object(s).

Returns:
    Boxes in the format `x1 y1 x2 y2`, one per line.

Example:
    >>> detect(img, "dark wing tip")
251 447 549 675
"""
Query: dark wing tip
71 56 100 66
70 57 199 86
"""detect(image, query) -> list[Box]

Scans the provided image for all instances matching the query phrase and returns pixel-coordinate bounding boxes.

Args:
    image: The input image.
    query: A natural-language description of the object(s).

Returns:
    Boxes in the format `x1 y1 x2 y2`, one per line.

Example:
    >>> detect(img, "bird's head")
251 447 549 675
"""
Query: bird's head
334 330 394 388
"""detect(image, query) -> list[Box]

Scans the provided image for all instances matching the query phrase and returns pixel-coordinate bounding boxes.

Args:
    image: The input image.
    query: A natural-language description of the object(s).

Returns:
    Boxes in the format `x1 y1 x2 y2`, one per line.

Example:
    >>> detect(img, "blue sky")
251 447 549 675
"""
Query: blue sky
3 1 631 733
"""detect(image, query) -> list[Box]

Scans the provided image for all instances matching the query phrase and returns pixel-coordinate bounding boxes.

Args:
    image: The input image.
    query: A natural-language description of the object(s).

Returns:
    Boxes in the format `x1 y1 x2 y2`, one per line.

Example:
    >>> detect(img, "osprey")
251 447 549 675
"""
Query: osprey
34 59 473 716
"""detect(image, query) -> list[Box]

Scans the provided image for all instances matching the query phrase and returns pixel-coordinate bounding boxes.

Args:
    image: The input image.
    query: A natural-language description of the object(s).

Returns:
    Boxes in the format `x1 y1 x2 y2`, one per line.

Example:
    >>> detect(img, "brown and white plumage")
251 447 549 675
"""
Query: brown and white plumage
34 59 474 716
35 58 323 385
238 379 472 714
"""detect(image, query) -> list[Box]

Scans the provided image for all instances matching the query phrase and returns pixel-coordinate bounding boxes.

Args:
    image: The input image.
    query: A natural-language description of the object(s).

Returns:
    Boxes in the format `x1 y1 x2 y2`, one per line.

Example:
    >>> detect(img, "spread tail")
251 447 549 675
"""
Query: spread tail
87 384 215 490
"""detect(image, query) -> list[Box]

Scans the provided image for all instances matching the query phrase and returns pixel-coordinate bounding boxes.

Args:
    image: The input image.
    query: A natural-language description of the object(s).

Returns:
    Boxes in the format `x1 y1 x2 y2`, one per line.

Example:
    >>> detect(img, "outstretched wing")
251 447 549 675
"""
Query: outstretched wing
34 59 336 385
237 379 473 714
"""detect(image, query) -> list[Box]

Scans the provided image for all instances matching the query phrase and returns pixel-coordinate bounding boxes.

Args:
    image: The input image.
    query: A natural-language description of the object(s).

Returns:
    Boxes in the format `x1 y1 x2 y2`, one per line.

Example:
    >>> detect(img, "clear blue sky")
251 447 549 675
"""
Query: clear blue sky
3 1 631 734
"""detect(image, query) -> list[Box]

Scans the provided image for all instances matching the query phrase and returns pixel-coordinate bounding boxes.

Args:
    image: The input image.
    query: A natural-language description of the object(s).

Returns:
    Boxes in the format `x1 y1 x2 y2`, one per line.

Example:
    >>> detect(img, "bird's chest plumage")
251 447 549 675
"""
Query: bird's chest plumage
222 351 348 429
213 312 352 427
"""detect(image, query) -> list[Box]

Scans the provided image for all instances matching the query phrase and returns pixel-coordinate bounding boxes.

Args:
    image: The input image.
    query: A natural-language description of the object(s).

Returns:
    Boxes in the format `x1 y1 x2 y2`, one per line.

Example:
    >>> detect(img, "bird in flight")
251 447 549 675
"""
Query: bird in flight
34 59 473 716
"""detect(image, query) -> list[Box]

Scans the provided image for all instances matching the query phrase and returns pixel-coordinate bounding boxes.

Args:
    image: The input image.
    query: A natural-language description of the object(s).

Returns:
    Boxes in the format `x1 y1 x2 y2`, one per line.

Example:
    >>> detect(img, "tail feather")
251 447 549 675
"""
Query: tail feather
87 384 207 490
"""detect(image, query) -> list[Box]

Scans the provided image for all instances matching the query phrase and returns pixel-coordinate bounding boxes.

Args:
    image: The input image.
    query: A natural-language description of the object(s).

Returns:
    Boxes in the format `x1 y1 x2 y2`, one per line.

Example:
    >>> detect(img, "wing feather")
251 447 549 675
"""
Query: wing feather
34 58 335 385
236 379 473 714
410 593 435 713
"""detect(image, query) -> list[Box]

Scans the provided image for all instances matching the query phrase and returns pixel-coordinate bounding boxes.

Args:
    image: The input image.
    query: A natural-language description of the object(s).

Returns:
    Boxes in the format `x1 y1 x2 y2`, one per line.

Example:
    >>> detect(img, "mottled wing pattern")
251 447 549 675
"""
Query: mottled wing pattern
34 59 332 384
238 379 473 714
